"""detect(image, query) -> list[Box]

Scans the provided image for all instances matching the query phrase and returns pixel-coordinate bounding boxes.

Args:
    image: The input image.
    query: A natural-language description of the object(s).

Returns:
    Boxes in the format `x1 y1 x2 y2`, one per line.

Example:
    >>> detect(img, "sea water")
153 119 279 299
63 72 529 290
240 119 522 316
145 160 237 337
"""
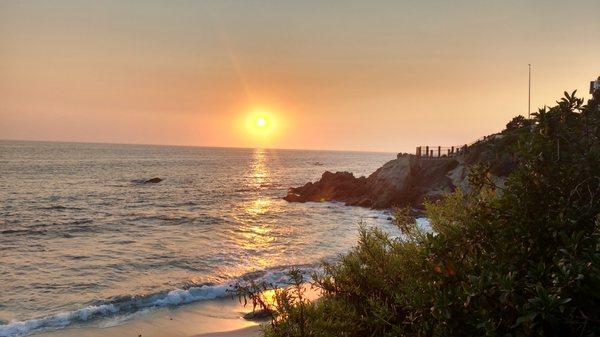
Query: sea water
0 140 399 336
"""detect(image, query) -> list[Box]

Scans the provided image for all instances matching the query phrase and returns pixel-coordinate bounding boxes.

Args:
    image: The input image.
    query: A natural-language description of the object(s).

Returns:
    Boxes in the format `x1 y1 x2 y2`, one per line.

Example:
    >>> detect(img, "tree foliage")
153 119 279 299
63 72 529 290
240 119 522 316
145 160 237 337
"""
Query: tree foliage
506 115 534 131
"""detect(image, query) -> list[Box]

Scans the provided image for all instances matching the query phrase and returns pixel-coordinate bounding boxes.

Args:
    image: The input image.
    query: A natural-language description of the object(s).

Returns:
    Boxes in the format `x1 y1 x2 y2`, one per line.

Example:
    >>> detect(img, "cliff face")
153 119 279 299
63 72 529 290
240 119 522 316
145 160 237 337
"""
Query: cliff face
284 133 518 209
284 155 464 209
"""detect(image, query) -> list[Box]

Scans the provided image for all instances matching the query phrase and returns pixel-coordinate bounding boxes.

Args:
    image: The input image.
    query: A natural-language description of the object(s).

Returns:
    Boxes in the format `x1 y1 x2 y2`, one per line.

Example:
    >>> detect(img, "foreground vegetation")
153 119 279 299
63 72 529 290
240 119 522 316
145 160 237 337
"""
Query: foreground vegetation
239 91 600 336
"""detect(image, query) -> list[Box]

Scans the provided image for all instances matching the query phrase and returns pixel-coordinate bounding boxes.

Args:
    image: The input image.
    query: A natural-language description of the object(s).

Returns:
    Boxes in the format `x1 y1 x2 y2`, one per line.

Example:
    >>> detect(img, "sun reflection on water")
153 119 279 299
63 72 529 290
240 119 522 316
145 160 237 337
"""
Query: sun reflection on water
235 149 279 270
250 148 269 188
246 198 271 216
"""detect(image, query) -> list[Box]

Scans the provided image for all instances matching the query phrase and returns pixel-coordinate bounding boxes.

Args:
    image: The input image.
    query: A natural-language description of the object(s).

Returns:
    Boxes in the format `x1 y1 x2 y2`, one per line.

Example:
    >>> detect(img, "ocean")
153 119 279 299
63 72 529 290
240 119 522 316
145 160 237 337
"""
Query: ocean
0 140 400 336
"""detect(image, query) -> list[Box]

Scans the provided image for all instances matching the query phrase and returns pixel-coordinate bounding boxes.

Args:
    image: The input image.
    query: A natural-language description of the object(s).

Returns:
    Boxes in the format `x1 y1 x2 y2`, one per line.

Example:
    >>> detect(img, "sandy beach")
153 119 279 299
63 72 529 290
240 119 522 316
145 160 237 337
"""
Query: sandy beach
33 285 323 337
35 296 262 337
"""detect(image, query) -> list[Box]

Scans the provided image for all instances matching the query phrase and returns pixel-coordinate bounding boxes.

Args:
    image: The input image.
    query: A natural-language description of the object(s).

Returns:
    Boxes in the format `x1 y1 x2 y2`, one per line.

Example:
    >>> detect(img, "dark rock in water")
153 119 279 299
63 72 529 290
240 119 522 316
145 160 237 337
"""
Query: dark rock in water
284 171 369 204
143 177 162 184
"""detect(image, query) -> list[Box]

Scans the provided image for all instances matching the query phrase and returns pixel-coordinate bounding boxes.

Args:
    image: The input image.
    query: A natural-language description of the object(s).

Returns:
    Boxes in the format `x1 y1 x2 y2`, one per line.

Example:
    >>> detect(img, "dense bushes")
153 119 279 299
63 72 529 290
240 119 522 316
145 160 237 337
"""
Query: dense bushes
249 91 600 336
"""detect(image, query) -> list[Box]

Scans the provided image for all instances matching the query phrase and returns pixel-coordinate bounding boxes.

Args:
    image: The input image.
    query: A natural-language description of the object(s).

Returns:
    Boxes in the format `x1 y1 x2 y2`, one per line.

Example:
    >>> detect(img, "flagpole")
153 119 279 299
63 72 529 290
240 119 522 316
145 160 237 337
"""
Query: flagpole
528 64 531 118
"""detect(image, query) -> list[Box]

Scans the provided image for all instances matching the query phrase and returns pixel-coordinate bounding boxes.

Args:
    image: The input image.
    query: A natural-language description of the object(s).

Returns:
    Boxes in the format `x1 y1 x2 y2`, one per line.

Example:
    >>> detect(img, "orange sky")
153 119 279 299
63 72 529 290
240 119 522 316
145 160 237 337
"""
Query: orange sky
1 0 599 152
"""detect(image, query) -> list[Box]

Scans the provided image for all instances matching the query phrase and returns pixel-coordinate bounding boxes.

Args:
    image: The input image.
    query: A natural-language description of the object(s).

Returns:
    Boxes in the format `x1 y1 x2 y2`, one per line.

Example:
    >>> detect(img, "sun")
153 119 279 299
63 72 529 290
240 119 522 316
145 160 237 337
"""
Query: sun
243 109 280 141
256 116 267 128
247 111 273 133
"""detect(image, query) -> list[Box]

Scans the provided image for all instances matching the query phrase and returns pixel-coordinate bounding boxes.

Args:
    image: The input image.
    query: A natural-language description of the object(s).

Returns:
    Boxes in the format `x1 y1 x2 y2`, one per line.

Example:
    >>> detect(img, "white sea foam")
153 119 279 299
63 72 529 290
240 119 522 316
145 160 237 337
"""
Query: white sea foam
153 283 230 307
0 304 118 337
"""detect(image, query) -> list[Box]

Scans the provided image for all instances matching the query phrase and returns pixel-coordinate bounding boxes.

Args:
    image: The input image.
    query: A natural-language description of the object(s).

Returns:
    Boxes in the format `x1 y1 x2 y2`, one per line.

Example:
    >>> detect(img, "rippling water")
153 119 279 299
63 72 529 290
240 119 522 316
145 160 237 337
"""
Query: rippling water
0 140 398 336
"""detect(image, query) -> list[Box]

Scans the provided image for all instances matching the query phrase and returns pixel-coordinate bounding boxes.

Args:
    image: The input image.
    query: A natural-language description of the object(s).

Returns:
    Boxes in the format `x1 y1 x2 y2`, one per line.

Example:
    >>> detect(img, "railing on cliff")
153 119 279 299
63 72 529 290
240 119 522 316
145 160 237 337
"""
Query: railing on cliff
415 145 467 158
414 133 500 159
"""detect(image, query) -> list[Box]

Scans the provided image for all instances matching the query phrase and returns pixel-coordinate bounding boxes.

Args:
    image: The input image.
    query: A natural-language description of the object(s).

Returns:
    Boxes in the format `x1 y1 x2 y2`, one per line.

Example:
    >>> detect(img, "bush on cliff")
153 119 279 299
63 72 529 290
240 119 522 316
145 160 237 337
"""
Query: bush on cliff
257 91 600 337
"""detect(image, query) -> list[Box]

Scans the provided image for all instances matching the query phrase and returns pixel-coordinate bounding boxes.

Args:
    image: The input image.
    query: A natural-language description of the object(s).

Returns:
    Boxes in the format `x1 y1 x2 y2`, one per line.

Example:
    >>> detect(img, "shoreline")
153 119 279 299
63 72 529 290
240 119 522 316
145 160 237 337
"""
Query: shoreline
35 296 262 337
32 284 322 337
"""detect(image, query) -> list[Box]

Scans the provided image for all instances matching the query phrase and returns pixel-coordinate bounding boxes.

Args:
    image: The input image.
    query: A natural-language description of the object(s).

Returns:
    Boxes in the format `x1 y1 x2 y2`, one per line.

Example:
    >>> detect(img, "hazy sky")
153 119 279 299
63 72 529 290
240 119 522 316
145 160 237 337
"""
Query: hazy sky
1 0 599 152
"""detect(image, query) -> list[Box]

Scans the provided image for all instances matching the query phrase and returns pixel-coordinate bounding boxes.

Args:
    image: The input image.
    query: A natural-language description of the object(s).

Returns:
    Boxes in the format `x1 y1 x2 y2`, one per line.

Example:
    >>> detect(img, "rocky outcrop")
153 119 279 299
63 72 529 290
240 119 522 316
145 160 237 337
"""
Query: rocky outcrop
284 124 529 209
143 177 162 184
284 171 371 206
284 155 461 209
285 128 521 210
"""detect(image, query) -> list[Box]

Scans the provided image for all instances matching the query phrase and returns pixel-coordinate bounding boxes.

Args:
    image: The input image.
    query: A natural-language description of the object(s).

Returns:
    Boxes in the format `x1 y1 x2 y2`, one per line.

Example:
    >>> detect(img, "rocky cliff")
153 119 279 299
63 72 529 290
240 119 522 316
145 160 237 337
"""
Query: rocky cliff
284 132 519 209
284 155 461 209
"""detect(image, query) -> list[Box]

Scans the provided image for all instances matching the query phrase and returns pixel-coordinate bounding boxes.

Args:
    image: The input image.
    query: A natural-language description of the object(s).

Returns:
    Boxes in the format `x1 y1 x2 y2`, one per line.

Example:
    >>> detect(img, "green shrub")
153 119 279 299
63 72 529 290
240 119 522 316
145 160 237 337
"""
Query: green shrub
258 91 600 337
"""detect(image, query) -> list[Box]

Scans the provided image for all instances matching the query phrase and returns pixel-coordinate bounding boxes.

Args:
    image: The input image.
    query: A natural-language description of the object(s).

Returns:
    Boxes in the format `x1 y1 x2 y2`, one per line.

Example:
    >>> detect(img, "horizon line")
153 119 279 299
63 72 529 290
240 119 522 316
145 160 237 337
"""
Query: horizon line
0 138 399 155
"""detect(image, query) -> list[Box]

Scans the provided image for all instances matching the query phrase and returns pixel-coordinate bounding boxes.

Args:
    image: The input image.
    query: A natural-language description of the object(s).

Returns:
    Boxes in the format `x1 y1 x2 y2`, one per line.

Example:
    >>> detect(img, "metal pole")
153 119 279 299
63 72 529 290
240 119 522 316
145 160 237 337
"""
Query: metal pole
528 64 531 118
